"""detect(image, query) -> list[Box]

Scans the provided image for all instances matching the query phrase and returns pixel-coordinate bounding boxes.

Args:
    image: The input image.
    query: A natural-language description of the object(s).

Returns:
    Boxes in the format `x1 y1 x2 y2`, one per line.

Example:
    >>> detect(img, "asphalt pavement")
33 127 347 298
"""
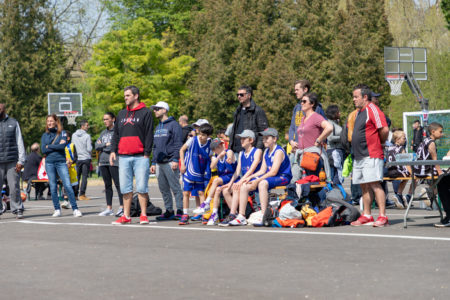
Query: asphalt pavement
1 180 449 300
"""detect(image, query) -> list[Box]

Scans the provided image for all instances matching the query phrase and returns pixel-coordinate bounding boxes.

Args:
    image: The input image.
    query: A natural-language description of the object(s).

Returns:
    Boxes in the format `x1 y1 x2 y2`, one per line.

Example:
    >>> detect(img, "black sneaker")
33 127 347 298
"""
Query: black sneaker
156 209 175 221
392 194 405 209
435 216 450 228
218 213 236 227
385 199 396 209
174 209 183 220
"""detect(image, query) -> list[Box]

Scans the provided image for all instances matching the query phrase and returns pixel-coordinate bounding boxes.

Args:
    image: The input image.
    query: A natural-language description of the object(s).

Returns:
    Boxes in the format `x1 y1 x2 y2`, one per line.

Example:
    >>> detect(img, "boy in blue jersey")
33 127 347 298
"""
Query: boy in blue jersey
179 123 214 225
218 130 263 226
230 128 292 226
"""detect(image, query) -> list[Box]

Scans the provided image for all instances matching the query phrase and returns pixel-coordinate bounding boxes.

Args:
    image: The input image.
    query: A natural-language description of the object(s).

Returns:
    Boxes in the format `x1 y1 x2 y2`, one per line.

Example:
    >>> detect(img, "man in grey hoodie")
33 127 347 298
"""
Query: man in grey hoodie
72 120 92 200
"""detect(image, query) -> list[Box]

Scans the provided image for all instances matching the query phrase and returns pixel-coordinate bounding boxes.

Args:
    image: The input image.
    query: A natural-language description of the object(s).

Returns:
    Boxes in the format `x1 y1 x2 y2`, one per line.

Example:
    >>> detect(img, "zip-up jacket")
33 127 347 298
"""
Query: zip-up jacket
229 99 269 153
41 129 68 163
72 129 92 160
0 114 25 164
95 127 116 166
152 116 182 164
111 102 154 156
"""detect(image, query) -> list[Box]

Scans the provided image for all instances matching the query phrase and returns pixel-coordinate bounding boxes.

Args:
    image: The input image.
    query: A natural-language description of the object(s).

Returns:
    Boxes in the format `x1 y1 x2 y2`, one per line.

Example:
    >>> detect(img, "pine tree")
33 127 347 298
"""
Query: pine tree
0 0 69 147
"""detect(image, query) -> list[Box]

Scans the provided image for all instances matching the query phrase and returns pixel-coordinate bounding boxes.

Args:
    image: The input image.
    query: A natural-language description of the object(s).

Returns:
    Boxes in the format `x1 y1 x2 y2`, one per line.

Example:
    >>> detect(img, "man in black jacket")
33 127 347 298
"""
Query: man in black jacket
229 86 269 153
0 103 26 218
411 120 424 152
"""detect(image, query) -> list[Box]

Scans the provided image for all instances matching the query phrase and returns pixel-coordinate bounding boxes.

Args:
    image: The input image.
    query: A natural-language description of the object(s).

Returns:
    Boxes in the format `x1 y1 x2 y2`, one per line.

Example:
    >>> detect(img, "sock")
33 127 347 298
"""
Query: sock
213 208 218 213
204 196 212 204
183 208 188 214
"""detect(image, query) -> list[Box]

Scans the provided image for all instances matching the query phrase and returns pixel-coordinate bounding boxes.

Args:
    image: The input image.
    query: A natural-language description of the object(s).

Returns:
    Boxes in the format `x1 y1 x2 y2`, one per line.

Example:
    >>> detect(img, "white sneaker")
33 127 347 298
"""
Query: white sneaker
61 200 71 209
229 215 247 226
73 209 82 217
98 209 114 216
52 209 61 217
193 202 210 214
206 212 219 226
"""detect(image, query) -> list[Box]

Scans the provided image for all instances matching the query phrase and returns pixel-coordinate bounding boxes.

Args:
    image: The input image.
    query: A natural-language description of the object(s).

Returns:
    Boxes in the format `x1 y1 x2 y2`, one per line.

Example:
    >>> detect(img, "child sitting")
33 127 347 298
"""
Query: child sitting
218 130 262 226
179 123 214 225
386 130 413 208
229 128 292 226
414 122 444 177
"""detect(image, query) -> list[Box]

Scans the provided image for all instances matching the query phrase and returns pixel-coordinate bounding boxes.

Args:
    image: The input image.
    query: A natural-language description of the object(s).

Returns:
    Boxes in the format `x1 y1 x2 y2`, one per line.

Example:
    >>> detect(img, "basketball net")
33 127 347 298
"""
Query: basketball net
386 75 404 96
64 111 78 125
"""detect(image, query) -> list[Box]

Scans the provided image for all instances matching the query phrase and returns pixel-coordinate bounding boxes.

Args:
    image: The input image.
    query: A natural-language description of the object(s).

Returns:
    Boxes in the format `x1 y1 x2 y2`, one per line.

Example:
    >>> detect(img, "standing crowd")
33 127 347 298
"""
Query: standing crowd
3 80 449 228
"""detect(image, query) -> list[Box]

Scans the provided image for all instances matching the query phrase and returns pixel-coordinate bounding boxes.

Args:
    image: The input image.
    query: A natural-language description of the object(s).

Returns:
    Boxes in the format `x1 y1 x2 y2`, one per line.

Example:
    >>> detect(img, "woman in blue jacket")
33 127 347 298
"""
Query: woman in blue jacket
41 115 82 217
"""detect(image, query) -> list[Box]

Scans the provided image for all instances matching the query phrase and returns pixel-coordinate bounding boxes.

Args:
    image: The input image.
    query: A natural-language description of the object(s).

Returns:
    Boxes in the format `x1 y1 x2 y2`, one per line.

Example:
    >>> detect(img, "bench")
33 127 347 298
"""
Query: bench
270 183 327 200
26 179 63 201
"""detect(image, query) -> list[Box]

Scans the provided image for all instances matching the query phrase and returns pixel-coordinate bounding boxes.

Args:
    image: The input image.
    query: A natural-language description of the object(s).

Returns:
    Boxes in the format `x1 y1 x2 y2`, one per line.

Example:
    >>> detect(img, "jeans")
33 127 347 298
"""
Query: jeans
327 148 344 185
118 155 149 194
100 165 123 206
76 159 91 196
0 162 23 214
46 161 78 210
156 163 183 211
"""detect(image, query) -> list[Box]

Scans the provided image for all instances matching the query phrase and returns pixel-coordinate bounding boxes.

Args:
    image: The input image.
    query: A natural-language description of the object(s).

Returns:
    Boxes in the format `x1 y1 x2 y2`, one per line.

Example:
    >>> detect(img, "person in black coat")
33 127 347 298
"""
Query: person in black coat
23 143 48 200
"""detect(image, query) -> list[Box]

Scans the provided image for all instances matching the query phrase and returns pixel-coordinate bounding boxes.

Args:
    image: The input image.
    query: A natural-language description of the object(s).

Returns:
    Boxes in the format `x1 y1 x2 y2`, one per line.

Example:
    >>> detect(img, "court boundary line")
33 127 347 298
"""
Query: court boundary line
16 220 450 242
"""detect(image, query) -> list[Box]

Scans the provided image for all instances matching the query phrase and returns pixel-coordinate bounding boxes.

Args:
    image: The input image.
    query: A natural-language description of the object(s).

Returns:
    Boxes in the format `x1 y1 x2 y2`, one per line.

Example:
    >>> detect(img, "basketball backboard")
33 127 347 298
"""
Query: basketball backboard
48 93 83 116
384 47 427 80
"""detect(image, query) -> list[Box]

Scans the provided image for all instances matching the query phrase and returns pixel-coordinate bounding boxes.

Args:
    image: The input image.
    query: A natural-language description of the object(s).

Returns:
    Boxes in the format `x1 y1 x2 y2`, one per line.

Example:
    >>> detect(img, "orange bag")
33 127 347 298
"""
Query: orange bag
311 207 332 227
300 152 320 171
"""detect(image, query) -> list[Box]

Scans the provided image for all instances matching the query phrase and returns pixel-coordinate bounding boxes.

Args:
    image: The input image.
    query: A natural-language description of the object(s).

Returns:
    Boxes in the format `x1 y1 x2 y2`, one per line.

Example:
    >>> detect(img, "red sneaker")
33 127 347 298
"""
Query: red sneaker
373 215 389 227
140 215 149 225
112 215 131 225
179 214 189 225
350 215 374 226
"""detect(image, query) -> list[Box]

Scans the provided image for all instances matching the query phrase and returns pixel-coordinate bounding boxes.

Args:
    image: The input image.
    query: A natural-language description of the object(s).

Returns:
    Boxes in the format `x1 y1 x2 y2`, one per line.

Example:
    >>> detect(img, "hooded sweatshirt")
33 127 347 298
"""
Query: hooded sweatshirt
111 102 154 156
72 129 92 160
152 116 183 164
95 126 117 166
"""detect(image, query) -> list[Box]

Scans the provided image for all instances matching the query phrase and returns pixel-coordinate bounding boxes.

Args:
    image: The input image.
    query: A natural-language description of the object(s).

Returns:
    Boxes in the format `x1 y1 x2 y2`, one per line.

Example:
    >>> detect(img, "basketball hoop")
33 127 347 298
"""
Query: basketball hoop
64 111 78 125
386 74 405 96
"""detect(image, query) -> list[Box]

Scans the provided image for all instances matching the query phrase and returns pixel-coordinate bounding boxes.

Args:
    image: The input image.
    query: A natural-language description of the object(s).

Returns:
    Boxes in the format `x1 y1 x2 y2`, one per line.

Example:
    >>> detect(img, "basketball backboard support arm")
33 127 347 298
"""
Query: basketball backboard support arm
404 72 430 128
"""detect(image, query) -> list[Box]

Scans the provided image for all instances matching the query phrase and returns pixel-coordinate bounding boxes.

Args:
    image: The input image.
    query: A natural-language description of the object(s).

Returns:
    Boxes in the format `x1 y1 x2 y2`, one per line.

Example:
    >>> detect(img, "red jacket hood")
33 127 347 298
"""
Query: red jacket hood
127 102 146 111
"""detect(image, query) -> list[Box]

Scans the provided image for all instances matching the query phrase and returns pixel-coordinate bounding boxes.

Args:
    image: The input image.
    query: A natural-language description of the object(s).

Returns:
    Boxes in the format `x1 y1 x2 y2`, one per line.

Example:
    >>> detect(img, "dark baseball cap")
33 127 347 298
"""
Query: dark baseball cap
371 92 381 98
210 138 223 150
259 128 278 138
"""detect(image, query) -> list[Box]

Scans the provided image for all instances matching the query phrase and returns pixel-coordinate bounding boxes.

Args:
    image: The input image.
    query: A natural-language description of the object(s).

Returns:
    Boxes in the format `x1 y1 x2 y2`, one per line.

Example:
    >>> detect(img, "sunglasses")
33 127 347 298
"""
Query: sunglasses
153 107 162 111
237 93 247 97
301 100 309 104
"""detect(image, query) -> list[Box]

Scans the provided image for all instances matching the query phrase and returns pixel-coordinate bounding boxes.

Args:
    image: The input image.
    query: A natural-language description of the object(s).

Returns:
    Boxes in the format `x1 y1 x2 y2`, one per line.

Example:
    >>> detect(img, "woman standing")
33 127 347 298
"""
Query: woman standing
95 112 123 216
41 115 82 217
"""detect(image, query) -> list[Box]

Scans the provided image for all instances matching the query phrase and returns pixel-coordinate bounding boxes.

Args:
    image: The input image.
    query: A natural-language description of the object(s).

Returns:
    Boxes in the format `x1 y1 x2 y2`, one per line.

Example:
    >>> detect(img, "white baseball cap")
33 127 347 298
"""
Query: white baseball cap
193 119 209 127
151 101 169 112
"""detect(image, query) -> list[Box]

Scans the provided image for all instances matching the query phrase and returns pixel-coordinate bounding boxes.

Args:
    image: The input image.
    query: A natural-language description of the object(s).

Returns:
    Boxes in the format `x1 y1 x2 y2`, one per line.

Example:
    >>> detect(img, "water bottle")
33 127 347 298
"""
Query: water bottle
412 153 417 161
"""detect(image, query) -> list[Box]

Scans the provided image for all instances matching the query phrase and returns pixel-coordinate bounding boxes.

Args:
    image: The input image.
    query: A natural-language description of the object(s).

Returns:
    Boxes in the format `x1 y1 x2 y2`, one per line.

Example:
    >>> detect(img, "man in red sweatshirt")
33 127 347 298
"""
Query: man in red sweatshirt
110 86 154 225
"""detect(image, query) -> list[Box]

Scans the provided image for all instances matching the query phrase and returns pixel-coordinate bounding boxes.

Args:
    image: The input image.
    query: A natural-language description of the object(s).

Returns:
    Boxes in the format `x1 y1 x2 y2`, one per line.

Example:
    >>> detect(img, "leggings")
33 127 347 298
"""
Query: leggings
100 165 123 206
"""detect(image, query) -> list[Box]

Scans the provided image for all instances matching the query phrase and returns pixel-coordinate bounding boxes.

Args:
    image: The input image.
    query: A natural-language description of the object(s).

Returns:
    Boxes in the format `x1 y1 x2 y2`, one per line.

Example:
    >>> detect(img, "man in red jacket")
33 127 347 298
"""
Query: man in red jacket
110 86 154 225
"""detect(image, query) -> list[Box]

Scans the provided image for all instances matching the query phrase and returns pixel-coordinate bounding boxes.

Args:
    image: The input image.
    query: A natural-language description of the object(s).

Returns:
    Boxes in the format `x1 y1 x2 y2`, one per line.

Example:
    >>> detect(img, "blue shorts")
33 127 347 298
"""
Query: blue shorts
219 174 233 185
183 177 205 194
118 155 149 194
265 176 290 190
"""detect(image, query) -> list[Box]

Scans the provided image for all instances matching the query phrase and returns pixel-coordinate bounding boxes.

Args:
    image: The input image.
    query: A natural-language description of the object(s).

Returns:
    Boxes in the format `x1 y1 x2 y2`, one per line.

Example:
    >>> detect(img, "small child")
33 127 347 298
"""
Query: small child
218 130 262 226
179 123 214 225
414 122 444 177
386 130 413 208
229 128 292 226
193 138 236 224
62 131 78 209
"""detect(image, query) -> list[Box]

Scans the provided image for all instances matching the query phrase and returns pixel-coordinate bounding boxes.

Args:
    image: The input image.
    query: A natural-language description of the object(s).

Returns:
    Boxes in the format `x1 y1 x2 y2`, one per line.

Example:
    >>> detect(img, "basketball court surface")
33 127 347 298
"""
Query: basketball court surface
1 181 449 299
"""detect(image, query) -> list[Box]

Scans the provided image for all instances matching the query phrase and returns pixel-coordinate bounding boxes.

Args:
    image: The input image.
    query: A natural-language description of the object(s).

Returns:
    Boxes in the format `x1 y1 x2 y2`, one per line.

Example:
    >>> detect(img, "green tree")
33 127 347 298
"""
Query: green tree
83 18 194 132
0 0 69 147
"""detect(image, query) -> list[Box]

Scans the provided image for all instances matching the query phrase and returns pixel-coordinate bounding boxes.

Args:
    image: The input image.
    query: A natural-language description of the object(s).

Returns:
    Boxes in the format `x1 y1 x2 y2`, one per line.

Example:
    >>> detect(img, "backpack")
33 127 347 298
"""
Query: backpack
130 193 162 217
324 195 360 224
263 200 305 228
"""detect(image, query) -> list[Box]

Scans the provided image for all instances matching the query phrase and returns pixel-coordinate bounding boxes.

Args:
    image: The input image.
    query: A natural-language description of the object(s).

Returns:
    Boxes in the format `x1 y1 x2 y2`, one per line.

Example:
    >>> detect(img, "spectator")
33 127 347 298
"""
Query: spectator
72 119 92 201
110 85 154 225
96 112 123 217
349 84 389 227
289 79 310 152
325 105 345 184
23 143 48 200
41 114 82 217
150 101 184 221
411 120 424 152
0 103 26 219
178 114 193 144
229 85 269 153
217 128 229 149
435 149 450 228
61 131 79 209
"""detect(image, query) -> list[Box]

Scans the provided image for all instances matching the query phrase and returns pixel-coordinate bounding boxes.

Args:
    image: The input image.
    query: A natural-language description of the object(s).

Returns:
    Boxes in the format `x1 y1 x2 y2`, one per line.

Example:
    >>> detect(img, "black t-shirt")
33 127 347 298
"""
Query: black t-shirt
181 125 193 144
233 108 247 151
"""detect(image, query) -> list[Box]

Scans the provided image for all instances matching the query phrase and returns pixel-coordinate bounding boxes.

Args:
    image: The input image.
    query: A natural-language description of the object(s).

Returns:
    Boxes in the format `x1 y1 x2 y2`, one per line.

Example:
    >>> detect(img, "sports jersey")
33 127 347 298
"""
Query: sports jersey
216 150 237 177
239 147 261 176
184 136 212 182
386 144 409 177
264 145 292 181
351 103 388 160
413 137 437 176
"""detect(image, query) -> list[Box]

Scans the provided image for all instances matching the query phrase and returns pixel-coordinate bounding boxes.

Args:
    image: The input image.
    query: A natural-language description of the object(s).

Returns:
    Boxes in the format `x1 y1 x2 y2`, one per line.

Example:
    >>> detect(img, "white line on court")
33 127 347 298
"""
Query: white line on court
16 220 450 242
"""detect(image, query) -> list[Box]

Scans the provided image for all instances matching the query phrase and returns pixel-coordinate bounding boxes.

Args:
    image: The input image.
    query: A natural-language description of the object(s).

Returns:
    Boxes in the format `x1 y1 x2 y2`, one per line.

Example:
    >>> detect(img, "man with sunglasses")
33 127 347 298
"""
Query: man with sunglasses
150 101 184 220
229 85 269 154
